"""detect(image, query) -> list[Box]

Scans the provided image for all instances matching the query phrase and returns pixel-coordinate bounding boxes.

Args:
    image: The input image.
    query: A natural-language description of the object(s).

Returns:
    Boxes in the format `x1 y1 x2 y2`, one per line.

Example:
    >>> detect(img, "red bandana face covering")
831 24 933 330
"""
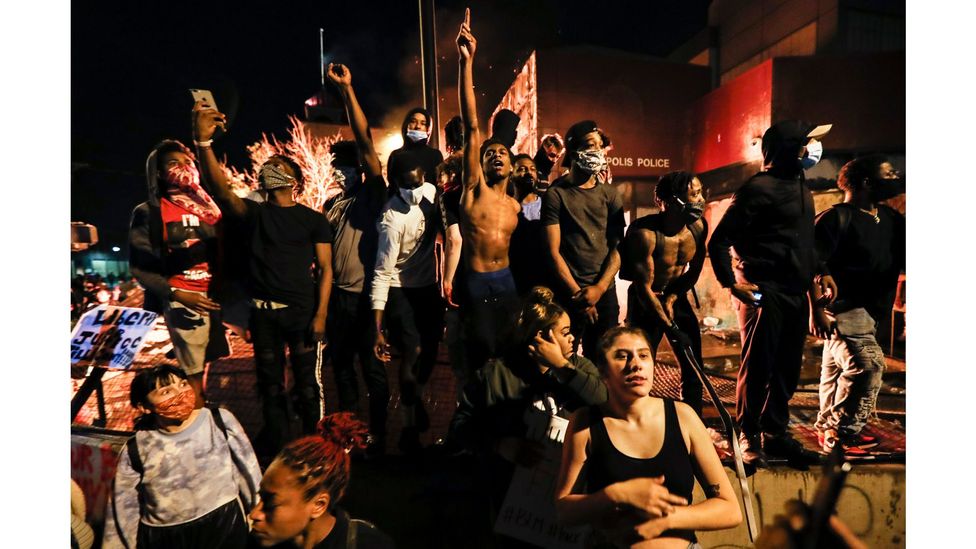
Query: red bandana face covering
164 164 222 225
153 386 197 422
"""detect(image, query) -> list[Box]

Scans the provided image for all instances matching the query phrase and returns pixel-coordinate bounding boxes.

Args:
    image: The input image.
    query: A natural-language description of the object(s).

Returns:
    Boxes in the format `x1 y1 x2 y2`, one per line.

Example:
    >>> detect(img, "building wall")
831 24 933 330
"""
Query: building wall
535 47 710 178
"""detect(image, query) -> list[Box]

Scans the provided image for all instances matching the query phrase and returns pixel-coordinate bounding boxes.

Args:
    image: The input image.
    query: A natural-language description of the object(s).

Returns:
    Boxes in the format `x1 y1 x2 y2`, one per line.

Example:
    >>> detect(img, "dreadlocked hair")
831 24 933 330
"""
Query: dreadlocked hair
274 412 369 506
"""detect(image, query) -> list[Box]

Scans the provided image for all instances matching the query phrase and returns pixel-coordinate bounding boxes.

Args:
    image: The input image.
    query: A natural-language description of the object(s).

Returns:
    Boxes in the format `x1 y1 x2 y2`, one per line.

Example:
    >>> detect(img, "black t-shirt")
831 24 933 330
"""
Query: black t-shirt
540 178 625 287
243 199 334 309
509 198 550 295
438 186 462 229
816 203 905 319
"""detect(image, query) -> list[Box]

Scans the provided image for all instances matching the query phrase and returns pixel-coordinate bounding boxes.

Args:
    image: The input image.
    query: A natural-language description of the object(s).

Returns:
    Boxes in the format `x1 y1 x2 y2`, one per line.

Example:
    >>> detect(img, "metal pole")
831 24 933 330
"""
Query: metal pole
670 337 760 542
320 28 326 88
419 0 440 148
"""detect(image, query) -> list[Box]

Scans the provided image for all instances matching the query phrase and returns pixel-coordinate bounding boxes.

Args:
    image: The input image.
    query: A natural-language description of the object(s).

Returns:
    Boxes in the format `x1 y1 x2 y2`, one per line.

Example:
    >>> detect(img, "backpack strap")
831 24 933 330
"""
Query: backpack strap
347 518 359 548
126 436 143 476
208 406 258 513
652 229 666 258
209 405 229 438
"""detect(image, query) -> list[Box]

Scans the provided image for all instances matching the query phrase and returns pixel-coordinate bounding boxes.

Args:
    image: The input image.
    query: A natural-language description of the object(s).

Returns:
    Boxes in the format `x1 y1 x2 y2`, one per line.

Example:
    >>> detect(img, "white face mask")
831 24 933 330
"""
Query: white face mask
405 129 429 144
801 139 823 170
399 185 426 205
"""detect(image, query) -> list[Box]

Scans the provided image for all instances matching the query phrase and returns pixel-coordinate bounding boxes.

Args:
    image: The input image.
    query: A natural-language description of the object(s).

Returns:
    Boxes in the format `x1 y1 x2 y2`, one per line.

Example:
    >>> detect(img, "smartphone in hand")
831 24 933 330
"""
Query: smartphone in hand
190 88 218 110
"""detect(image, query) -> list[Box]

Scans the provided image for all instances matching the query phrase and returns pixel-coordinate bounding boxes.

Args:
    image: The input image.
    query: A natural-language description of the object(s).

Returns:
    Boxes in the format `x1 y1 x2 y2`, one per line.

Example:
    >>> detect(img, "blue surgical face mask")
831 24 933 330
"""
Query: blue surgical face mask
801 139 823 170
405 129 428 144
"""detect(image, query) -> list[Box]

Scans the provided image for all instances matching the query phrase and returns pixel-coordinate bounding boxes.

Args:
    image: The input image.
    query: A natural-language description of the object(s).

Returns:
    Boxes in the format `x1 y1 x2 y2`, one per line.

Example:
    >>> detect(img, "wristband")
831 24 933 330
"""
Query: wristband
194 139 213 148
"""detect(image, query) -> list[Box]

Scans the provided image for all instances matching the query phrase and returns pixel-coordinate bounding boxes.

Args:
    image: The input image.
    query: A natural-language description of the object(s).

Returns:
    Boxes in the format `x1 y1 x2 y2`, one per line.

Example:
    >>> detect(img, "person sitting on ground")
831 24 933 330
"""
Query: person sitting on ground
129 139 230 405
248 413 395 549
448 286 608 541
620 171 708 417
103 365 262 549
555 326 742 548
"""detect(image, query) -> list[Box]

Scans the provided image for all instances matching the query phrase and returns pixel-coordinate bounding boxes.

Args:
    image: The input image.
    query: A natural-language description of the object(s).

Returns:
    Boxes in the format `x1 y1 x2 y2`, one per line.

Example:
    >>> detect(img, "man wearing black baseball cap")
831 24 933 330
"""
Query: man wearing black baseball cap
541 120 625 356
708 119 831 467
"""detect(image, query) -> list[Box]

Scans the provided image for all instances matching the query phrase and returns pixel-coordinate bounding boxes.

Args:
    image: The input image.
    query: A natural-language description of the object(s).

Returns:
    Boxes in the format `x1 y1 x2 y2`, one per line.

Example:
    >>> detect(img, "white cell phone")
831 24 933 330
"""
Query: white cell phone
189 88 218 110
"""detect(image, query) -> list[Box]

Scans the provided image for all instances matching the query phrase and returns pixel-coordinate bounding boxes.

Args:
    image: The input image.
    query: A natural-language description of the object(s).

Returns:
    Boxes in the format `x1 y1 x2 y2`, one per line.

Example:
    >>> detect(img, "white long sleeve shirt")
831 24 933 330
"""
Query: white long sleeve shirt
370 183 440 309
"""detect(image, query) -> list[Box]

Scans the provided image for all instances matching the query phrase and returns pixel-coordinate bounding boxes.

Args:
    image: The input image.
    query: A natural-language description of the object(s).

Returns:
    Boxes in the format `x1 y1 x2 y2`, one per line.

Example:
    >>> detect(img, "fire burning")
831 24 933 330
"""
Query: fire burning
220 115 345 211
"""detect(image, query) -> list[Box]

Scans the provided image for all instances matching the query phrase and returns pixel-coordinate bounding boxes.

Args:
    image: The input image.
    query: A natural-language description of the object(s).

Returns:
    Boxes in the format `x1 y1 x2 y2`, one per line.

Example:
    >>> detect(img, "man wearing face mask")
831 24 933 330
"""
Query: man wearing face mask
192 103 334 460
509 153 552 295
129 139 228 407
388 107 444 187
371 155 444 454
541 119 626 358
620 171 707 416
811 155 905 455
708 120 832 467
322 63 391 457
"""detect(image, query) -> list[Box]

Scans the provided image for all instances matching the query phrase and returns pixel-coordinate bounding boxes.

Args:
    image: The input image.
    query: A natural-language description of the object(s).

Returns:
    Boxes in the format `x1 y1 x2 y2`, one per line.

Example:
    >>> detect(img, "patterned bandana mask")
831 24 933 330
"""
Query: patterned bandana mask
259 163 297 191
153 387 196 422
164 164 222 225
574 149 608 174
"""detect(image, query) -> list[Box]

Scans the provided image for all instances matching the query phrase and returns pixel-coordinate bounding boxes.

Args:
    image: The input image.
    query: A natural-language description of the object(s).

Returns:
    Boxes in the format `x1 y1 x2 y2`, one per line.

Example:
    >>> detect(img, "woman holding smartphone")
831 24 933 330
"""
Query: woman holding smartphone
554 326 742 548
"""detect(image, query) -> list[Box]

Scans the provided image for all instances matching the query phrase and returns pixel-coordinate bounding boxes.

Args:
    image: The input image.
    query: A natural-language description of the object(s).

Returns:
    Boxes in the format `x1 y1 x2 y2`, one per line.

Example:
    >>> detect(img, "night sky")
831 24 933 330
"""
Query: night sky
71 0 709 249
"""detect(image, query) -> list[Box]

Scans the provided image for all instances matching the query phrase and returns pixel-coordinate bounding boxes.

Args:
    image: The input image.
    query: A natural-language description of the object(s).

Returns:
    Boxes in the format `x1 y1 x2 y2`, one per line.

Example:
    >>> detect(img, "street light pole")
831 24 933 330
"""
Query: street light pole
419 0 440 148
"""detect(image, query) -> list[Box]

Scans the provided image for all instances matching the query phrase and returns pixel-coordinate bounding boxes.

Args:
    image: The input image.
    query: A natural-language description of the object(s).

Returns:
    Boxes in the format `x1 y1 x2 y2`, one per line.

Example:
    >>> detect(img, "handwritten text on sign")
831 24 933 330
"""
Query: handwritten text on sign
70 305 158 369
494 399 589 548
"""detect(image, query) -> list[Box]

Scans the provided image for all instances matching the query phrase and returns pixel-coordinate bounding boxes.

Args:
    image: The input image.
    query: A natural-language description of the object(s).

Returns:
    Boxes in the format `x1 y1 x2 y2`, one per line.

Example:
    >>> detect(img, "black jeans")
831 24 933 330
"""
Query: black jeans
328 287 390 439
461 268 521 371
559 287 620 359
384 285 444 406
250 304 321 455
735 288 809 437
628 288 704 416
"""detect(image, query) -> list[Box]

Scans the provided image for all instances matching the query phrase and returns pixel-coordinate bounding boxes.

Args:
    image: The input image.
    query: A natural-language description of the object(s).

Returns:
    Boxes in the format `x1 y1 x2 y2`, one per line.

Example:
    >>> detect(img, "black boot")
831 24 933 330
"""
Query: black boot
762 432 822 468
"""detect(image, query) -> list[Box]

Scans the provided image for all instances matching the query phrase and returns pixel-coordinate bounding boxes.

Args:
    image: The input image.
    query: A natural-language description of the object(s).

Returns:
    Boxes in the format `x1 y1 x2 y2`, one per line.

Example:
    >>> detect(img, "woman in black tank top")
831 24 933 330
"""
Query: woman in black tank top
554 327 742 548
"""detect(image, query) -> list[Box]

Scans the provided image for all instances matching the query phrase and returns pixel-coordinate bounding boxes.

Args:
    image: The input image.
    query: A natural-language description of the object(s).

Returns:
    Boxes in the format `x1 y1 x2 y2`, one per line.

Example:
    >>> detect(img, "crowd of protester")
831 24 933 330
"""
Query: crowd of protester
97 8 904 549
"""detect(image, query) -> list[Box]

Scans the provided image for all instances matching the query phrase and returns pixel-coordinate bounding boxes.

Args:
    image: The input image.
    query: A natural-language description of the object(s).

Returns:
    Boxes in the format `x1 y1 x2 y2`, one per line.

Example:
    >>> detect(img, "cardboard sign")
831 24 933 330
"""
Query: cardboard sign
494 399 589 548
71 431 130 529
70 305 158 370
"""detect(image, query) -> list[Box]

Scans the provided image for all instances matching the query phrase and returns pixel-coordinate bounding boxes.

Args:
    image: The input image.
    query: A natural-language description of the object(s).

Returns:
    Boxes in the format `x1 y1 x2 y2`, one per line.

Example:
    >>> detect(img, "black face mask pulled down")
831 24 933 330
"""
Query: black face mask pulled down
867 177 905 202
681 201 705 223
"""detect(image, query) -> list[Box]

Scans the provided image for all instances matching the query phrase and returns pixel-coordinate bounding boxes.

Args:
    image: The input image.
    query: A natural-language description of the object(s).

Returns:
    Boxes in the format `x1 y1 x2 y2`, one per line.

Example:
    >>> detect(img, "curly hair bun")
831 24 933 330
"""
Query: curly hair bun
316 412 369 453
526 286 555 306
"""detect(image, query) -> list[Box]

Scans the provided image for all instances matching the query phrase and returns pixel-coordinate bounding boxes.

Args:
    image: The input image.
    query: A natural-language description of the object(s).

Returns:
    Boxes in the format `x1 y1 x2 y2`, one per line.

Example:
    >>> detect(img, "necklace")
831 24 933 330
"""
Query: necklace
858 207 880 224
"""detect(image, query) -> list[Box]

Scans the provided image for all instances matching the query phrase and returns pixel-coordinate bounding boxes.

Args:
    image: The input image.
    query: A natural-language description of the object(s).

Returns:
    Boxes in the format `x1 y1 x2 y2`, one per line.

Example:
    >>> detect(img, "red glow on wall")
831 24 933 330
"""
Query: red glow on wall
691 60 772 174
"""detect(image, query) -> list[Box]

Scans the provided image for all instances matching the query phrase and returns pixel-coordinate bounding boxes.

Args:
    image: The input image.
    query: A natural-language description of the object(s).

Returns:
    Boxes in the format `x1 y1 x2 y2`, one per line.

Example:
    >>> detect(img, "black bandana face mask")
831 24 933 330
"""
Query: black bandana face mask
674 197 705 223
867 177 904 202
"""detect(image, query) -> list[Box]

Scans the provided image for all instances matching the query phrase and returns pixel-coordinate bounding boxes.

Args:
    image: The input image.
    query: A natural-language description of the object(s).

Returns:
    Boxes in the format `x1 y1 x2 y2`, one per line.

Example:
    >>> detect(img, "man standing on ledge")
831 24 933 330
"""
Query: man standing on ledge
456 8 522 369
193 103 333 459
541 120 625 358
708 120 832 467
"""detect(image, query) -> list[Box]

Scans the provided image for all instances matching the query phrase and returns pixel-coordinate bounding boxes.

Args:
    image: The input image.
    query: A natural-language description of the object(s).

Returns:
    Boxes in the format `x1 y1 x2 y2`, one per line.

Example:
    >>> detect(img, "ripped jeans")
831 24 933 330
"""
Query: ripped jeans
815 308 886 436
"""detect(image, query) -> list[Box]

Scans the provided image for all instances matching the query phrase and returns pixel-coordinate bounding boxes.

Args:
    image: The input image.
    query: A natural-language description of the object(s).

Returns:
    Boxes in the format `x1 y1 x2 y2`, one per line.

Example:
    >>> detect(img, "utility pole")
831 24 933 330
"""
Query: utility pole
419 0 440 148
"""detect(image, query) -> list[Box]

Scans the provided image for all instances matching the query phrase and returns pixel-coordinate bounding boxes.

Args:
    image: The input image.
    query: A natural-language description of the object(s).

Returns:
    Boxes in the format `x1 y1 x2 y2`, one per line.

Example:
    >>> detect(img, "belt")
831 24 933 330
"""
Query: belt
251 298 290 310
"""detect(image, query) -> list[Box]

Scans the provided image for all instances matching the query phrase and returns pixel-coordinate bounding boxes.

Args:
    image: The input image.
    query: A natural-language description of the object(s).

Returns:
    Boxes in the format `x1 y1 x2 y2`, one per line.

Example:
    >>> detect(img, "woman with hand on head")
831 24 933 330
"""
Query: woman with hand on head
555 326 742 548
248 413 395 549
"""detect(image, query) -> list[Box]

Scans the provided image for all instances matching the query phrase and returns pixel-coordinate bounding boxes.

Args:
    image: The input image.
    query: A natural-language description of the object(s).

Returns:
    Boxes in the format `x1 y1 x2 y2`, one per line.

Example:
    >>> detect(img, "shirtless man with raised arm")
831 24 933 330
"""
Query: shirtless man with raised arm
456 8 522 369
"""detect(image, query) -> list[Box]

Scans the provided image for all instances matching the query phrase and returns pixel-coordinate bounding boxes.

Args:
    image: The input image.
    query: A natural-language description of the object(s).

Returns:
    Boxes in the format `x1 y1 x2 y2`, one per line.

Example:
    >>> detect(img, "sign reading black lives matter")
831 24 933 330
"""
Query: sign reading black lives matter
70 305 158 370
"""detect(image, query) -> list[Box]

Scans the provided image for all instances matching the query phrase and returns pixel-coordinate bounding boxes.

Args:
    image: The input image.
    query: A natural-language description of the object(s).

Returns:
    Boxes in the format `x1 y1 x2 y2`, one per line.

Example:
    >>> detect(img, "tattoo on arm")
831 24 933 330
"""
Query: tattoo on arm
706 483 721 498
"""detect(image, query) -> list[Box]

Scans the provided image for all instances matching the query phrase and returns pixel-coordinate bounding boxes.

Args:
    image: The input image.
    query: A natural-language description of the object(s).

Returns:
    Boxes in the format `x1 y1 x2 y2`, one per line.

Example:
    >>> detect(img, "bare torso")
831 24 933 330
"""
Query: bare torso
635 217 703 292
460 180 520 273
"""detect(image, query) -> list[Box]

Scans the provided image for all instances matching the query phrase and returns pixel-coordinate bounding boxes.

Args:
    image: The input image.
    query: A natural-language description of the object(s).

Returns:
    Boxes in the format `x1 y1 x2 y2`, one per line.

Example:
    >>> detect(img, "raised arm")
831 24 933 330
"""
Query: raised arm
457 8 483 191
192 102 247 218
327 63 382 180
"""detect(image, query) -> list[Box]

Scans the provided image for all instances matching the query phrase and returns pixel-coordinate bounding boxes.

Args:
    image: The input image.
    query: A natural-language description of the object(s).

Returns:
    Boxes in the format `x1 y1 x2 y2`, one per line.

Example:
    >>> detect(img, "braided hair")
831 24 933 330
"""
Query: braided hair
273 412 369 507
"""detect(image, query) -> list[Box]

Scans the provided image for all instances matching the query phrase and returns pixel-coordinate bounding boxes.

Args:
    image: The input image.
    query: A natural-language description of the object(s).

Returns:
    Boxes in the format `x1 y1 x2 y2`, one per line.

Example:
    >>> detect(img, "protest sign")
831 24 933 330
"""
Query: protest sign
494 398 589 548
71 430 130 529
70 305 158 370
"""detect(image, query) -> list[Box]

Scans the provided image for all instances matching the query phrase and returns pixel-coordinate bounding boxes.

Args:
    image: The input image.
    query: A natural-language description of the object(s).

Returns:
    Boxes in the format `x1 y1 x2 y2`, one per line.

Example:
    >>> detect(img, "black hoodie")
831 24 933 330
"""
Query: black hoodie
387 107 443 186
707 121 818 295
